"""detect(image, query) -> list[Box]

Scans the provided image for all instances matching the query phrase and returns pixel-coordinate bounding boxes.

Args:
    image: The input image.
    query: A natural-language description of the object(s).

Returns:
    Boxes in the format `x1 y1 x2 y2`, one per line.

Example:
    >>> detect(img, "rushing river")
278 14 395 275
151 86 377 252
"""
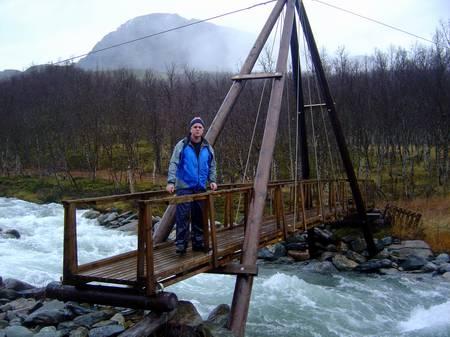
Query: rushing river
1 197 449 337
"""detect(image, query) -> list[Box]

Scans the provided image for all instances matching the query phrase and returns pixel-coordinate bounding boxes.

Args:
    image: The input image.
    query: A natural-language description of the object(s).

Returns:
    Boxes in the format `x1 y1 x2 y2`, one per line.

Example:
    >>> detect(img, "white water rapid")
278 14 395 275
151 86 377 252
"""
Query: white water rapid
1 197 449 337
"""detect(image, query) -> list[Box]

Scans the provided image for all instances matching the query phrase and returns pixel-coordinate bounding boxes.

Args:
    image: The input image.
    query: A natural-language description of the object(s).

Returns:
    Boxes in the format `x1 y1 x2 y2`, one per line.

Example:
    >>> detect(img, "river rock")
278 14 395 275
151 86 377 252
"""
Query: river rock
0 298 36 315
302 261 338 274
0 289 19 301
332 254 359 271
73 310 114 328
350 238 367 253
354 259 392 273
422 262 438 273
110 313 125 326
88 324 125 337
82 210 101 219
399 255 428 271
2 229 20 239
269 243 286 259
206 304 230 327
387 240 433 260
69 326 89 337
288 250 310 261
3 279 34 292
374 248 390 259
381 236 393 246
319 252 336 262
4 325 33 337
34 326 58 337
65 303 93 316
116 220 138 233
97 213 119 226
314 228 335 244
443 272 450 281
438 263 450 274
434 253 450 264
24 300 71 326
285 242 308 251
379 268 400 275
257 248 276 261
0 320 7 329
345 250 366 264
164 300 203 337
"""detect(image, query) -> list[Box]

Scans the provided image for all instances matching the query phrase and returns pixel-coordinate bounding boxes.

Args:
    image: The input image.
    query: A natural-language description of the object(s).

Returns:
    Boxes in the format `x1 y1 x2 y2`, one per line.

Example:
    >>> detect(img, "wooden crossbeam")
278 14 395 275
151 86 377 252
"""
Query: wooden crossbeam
231 72 283 81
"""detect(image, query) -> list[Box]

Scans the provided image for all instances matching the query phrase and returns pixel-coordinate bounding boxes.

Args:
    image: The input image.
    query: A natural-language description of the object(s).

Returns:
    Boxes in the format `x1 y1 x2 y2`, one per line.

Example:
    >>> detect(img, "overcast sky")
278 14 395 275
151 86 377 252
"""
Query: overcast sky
0 0 448 71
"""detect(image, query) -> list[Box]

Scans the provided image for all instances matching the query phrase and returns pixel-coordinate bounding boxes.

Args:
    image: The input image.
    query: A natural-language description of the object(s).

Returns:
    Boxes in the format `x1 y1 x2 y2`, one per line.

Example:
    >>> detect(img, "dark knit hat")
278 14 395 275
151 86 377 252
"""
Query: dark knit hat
189 117 205 128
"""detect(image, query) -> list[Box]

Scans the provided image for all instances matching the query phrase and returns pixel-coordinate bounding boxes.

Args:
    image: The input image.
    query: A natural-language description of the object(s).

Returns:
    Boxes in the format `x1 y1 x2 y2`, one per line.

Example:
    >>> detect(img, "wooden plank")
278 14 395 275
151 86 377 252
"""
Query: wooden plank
137 203 146 283
231 72 283 81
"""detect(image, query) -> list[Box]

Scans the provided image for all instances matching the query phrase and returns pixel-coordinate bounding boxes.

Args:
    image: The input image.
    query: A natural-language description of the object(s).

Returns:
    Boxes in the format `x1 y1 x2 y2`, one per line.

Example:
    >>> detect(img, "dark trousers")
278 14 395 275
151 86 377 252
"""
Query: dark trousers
175 189 205 249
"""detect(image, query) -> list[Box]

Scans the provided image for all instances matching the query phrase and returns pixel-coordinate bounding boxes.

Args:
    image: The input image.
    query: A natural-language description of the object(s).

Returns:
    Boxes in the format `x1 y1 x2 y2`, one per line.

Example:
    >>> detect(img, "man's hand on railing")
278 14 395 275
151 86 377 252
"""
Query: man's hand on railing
166 184 175 194
210 182 218 191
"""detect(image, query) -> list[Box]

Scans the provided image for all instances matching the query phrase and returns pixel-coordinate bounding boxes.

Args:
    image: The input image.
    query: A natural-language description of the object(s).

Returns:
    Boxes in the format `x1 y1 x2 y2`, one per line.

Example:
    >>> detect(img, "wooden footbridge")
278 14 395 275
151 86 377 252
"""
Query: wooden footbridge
48 1 381 336
59 179 374 295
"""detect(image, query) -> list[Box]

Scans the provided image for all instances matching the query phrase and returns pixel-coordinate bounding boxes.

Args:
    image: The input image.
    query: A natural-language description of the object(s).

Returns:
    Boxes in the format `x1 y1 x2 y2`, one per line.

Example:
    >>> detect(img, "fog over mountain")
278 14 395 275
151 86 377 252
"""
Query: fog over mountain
77 13 255 72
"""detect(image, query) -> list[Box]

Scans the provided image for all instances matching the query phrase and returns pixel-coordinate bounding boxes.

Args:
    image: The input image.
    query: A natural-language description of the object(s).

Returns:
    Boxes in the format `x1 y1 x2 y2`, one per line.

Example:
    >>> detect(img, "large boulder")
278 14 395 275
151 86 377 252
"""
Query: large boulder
354 259 392 273
206 304 230 328
345 250 367 264
3 279 34 291
332 254 359 271
387 240 433 260
163 301 203 337
350 238 367 253
24 300 72 327
399 255 428 271
301 261 338 274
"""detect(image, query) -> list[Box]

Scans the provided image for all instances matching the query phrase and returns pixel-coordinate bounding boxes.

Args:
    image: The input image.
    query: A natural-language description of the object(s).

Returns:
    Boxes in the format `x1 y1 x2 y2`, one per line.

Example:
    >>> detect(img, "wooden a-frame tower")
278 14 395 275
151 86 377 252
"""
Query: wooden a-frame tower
153 0 376 335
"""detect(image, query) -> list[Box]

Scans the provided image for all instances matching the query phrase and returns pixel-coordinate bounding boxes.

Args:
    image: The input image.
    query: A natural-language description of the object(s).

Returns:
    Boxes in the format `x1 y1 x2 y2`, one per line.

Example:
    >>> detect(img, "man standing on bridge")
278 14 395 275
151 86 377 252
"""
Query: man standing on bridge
166 117 217 255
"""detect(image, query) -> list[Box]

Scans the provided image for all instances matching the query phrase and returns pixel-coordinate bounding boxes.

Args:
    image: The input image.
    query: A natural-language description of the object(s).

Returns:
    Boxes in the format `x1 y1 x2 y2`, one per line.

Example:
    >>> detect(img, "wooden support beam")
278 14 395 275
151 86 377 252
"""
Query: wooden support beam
229 2 295 336
46 282 178 312
231 72 282 81
62 202 77 283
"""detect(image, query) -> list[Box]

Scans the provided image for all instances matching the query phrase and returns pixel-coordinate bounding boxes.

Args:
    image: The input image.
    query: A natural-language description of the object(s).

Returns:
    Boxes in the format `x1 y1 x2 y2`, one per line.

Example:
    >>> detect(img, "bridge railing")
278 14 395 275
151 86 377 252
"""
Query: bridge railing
61 178 375 293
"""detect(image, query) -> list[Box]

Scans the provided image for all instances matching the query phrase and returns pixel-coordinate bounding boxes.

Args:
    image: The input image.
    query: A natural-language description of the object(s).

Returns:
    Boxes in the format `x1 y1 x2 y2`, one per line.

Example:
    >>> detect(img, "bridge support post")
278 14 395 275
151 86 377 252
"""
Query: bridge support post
228 2 295 336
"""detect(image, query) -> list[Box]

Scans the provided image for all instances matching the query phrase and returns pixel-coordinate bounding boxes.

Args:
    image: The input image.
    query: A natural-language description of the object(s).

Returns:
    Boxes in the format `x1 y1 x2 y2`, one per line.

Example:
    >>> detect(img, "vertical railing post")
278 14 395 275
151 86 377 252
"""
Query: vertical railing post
63 202 77 283
137 202 146 284
225 192 233 228
208 195 219 268
202 197 211 251
143 203 155 296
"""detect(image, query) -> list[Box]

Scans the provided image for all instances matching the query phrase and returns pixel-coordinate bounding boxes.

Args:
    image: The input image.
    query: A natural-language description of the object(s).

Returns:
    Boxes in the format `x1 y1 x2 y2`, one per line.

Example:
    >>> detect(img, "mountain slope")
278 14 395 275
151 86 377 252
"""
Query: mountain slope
77 13 255 72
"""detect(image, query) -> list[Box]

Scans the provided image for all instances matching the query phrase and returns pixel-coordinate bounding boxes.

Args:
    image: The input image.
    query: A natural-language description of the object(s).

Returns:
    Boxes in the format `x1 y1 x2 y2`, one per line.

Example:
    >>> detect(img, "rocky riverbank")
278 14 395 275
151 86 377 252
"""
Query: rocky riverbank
1 207 450 337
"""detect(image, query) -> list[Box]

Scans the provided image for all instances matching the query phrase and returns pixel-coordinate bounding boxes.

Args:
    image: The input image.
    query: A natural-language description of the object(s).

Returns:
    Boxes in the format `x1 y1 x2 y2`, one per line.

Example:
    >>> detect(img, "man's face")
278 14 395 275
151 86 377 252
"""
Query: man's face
190 123 204 138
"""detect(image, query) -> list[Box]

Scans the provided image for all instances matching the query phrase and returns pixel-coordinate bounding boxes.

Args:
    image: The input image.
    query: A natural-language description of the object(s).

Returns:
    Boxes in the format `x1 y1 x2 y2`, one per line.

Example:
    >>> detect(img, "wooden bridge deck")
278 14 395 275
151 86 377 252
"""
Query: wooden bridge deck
73 209 335 288
62 179 375 295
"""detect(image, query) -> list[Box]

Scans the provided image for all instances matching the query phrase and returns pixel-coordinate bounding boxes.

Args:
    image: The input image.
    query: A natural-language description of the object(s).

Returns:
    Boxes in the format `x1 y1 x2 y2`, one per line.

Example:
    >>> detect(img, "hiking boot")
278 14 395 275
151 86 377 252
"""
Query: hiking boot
176 245 187 255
